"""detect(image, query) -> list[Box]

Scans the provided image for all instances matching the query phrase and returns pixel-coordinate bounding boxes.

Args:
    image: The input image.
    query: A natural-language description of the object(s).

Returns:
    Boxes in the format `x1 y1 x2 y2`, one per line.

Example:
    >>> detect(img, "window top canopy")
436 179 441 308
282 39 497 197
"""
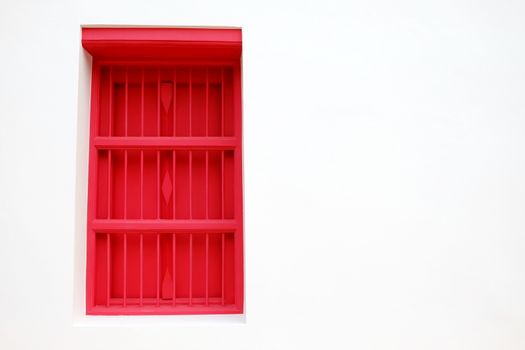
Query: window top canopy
82 27 242 60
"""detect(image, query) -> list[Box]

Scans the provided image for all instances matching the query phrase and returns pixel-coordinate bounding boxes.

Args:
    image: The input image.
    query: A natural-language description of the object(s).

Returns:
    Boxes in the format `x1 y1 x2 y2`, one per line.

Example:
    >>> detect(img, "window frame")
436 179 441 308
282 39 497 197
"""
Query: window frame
82 27 244 315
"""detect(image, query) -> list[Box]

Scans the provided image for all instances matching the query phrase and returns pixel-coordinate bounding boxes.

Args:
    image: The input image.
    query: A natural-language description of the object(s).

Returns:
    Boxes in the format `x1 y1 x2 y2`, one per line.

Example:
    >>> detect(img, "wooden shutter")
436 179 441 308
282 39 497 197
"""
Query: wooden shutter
83 28 243 315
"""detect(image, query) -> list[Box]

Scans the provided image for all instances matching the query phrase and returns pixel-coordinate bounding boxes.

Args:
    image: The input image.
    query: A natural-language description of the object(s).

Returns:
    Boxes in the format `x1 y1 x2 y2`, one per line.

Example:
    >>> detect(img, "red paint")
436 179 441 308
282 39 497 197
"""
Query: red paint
83 27 243 315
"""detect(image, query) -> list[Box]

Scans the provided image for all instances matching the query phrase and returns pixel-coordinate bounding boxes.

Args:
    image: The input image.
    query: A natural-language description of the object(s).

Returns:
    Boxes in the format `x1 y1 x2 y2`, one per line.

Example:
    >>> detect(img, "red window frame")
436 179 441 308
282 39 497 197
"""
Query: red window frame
82 27 243 315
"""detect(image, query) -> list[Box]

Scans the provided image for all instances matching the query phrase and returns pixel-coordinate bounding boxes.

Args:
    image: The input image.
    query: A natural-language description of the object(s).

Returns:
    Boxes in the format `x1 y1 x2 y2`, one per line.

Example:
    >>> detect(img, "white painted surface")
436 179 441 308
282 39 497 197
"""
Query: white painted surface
1 0 525 349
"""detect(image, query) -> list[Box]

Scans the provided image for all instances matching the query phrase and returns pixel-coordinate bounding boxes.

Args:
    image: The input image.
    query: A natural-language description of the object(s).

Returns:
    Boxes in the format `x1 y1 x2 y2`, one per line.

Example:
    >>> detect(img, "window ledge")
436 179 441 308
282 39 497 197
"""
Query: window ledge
74 313 245 327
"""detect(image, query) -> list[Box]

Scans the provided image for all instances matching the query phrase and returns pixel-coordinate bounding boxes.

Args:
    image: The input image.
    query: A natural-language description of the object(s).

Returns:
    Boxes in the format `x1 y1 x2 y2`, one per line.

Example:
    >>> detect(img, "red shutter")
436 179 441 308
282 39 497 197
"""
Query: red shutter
83 28 243 315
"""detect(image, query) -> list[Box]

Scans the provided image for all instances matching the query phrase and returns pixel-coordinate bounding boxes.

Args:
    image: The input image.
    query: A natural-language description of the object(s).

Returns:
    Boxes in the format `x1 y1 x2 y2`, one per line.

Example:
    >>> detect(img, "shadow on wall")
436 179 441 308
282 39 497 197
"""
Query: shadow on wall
72 44 92 322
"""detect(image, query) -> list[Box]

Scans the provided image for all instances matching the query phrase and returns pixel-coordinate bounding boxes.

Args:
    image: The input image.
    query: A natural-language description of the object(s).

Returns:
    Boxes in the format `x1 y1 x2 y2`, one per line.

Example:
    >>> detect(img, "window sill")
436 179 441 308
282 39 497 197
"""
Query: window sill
73 313 245 327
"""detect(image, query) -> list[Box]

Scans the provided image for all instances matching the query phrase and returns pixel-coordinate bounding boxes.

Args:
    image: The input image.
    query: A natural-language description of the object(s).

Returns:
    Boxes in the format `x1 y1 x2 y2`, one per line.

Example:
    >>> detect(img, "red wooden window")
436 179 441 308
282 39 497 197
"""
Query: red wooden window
82 28 243 315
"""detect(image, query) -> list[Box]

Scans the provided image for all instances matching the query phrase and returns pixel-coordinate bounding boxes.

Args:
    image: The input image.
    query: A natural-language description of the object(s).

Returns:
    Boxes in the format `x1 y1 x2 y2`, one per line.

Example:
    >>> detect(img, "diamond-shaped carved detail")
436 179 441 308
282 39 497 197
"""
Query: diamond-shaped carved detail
161 172 172 203
160 82 173 113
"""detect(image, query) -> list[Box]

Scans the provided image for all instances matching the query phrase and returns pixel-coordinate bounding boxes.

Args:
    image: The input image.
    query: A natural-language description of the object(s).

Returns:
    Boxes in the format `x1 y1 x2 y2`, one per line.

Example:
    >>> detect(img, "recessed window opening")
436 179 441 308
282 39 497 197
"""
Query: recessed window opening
82 27 243 315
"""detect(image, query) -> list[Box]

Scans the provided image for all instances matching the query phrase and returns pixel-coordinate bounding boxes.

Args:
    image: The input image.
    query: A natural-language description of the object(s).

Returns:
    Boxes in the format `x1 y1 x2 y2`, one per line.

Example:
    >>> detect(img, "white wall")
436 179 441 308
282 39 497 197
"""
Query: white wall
1 0 525 349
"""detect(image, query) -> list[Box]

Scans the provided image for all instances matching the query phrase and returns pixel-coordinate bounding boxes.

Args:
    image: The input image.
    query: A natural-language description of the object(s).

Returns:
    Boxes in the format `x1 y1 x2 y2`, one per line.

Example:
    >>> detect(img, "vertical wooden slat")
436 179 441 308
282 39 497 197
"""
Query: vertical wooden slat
124 68 128 220
141 68 144 136
221 150 224 219
140 72 145 288
173 68 177 136
157 68 161 136
205 151 209 219
106 233 111 307
140 150 144 219
221 68 225 220
125 67 128 136
157 150 160 219
124 150 127 219
189 151 192 219
157 68 161 225
139 233 143 306
172 150 176 219
109 67 113 136
189 233 193 306
205 68 209 220
221 68 224 137
221 232 225 305
156 233 160 306
172 233 176 306
205 233 209 306
108 150 112 219
189 68 192 136
172 68 177 220
123 233 127 307
205 67 209 137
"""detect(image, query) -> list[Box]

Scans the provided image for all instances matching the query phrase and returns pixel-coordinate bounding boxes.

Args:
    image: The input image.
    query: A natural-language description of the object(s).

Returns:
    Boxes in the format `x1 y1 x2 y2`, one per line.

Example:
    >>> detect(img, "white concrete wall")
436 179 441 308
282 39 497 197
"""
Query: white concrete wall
1 0 525 349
